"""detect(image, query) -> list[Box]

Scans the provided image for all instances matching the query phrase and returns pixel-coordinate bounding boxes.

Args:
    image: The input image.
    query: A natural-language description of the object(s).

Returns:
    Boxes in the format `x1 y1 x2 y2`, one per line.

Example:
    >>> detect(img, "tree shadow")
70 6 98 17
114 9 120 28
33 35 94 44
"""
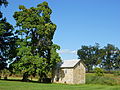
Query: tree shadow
0 78 52 84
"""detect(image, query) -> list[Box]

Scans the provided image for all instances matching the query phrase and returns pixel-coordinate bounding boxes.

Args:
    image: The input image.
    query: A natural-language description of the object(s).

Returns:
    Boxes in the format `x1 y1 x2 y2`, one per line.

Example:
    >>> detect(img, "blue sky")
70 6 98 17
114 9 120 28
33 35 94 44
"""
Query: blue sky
1 0 120 60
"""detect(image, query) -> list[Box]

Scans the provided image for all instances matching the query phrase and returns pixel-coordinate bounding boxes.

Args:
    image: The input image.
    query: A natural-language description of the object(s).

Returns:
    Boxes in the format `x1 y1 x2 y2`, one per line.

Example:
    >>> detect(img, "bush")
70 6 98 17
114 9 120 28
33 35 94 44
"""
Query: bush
94 67 104 76
1 69 10 80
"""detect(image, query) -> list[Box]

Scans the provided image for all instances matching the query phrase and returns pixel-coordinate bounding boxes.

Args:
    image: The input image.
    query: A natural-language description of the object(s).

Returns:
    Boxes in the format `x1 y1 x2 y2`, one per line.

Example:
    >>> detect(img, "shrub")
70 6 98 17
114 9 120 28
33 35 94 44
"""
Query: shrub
1 69 10 80
94 67 104 76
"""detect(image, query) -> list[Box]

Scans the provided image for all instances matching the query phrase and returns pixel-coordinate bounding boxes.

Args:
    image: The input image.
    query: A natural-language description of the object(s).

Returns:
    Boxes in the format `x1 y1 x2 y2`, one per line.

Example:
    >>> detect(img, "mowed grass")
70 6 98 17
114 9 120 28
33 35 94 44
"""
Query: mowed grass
0 80 120 90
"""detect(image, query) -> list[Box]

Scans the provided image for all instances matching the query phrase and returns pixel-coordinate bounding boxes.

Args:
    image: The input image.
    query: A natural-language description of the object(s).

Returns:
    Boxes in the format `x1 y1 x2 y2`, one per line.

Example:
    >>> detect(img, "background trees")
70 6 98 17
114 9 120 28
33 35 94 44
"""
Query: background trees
102 44 119 71
77 43 103 72
77 43 120 72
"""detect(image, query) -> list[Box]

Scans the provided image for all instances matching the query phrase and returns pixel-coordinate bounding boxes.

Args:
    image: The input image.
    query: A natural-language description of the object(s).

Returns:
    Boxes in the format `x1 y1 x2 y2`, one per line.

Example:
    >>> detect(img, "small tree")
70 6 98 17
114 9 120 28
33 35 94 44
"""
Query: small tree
94 67 104 76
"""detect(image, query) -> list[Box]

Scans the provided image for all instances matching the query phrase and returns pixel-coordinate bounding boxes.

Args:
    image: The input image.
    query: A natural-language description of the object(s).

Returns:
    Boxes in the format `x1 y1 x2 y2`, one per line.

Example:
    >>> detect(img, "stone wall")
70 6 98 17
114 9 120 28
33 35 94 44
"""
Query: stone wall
79 62 85 84
73 62 81 84
59 68 73 84
73 62 85 84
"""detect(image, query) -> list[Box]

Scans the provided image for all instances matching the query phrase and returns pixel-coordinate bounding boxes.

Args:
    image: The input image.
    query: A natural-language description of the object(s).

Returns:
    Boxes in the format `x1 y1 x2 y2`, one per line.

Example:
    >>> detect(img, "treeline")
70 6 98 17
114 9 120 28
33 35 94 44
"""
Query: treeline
77 43 120 72
0 1 61 82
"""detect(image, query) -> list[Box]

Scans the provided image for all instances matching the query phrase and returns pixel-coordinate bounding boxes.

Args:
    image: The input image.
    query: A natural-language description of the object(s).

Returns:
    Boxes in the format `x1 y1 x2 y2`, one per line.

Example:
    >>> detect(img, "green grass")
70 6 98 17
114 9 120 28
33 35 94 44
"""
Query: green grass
0 80 120 90
0 73 119 90
86 73 120 85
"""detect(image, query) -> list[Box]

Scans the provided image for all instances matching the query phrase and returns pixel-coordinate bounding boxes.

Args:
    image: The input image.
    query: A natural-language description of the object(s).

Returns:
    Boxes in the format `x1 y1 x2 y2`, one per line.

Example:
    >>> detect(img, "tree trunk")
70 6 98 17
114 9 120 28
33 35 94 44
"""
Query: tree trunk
51 67 56 83
4 75 7 80
22 72 29 82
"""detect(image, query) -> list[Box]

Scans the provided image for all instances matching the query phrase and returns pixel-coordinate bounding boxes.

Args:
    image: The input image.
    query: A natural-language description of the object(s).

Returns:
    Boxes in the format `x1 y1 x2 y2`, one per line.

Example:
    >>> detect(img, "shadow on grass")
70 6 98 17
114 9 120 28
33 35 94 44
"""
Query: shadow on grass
0 79 52 84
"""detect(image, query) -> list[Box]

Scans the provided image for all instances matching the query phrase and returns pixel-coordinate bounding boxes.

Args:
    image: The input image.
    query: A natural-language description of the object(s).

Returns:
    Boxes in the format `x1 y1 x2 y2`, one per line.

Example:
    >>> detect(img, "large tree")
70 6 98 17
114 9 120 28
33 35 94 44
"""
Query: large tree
114 50 120 70
0 0 16 70
77 43 120 72
102 44 119 71
10 1 61 82
0 0 8 20
77 43 104 72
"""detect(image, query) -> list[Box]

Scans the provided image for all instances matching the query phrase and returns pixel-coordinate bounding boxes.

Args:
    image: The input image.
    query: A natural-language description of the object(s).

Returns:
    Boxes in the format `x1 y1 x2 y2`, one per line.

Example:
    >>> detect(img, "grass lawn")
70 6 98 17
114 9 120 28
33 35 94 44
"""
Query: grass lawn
0 80 120 90
86 73 120 85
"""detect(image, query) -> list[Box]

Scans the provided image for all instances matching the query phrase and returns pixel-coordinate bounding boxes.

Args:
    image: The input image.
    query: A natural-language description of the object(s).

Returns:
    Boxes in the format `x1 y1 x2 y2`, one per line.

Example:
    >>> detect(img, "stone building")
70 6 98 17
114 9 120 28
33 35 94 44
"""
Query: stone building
53 59 86 84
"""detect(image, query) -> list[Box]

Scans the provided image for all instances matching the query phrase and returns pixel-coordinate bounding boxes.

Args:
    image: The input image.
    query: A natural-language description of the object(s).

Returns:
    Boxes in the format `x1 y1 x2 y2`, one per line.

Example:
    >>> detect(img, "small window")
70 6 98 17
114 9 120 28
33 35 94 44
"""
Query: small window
64 69 67 74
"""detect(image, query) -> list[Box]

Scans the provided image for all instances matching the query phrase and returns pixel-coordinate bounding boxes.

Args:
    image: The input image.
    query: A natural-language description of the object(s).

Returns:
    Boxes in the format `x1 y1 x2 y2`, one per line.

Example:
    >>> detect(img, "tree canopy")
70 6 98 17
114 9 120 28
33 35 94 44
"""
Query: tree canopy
0 0 16 70
77 43 120 72
10 1 61 82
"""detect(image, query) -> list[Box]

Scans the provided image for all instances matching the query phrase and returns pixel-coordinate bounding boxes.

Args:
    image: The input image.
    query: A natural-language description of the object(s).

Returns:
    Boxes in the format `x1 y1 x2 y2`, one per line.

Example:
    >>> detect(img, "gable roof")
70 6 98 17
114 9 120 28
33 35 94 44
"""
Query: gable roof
60 59 80 68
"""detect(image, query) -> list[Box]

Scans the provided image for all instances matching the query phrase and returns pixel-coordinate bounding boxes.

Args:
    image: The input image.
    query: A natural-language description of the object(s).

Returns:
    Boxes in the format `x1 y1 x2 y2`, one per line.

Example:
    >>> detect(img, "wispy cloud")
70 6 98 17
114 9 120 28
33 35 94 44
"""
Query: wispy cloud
57 49 77 54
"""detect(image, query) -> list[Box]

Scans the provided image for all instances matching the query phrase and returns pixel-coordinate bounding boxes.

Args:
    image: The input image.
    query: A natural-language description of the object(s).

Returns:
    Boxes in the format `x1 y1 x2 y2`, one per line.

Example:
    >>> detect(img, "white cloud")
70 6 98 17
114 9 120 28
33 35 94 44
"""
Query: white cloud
57 49 77 54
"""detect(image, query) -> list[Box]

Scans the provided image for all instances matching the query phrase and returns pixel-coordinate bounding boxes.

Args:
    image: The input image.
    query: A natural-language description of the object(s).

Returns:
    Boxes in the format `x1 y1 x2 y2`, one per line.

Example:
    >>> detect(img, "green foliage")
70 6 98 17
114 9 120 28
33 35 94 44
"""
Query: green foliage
0 0 8 7
77 43 103 72
94 67 104 76
0 0 8 18
0 69 10 79
0 0 16 70
10 1 61 82
102 44 120 71
77 43 120 72
19 5 26 10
